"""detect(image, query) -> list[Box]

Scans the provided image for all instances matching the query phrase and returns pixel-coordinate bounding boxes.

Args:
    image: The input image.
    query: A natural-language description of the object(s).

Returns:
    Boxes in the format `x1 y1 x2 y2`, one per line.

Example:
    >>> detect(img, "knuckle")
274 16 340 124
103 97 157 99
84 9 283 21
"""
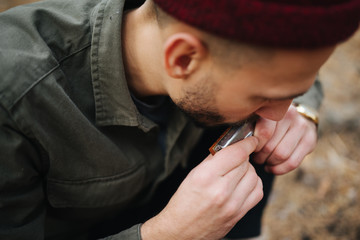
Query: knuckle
249 176 260 191
223 202 238 220
288 158 301 170
231 147 249 162
247 167 260 185
303 135 317 151
261 143 274 155
210 187 229 207
257 190 264 203
305 142 316 153
237 149 249 161
255 180 264 200
272 149 290 162
275 159 301 174
271 167 286 175
297 117 309 130
288 106 299 118
258 127 274 141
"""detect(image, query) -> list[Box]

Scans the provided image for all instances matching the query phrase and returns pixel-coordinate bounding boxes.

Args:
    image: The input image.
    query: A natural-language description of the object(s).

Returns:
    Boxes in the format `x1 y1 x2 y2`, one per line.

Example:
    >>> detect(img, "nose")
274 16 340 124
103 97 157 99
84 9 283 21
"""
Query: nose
254 99 293 121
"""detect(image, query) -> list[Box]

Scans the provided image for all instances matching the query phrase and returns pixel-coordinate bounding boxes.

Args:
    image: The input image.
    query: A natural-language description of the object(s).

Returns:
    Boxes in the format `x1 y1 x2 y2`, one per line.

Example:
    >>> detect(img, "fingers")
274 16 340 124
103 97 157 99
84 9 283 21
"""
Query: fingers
253 117 277 153
227 165 264 221
256 109 318 174
263 121 303 166
205 136 259 176
233 165 262 205
265 123 317 174
236 176 263 218
153 136 263 240
221 159 251 193
253 117 290 165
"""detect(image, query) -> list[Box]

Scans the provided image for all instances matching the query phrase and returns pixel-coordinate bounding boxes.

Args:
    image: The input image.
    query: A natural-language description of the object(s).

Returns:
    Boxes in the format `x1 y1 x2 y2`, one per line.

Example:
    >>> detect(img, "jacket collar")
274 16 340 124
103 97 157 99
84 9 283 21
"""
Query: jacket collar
90 0 155 131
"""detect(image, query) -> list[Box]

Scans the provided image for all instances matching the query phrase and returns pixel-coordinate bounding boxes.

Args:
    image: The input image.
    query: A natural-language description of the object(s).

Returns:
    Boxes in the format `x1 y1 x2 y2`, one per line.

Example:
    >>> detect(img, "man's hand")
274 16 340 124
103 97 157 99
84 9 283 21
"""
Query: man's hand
253 105 318 175
141 137 263 240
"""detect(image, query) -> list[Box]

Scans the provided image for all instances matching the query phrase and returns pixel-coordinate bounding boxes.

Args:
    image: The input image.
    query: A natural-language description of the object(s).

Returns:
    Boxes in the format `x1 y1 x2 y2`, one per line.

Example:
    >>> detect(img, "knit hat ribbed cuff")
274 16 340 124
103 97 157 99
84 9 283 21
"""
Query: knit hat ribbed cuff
153 0 360 48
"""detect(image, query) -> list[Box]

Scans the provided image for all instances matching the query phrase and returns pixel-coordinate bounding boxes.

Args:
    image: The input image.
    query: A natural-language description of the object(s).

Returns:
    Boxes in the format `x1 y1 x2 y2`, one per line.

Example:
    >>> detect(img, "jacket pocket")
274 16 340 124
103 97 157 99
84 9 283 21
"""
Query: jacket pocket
46 163 146 208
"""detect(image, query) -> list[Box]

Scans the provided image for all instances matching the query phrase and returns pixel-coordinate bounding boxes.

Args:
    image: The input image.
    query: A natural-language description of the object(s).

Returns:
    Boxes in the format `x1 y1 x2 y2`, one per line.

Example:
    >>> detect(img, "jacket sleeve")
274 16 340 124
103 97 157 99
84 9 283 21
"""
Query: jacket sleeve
100 224 142 240
293 76 324 110
0 105 47 240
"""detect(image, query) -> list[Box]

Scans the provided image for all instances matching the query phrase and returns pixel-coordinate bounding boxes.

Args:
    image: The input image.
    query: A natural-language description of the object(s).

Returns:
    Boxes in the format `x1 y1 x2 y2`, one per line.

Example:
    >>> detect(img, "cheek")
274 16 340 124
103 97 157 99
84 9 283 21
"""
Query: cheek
212 80 266 120
216 86 263 110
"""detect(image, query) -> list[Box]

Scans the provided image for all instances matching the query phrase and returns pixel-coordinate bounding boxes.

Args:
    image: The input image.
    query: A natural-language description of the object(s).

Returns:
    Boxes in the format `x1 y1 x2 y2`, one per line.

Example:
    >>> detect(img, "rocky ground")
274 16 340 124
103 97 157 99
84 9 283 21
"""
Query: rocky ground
2 1 360 239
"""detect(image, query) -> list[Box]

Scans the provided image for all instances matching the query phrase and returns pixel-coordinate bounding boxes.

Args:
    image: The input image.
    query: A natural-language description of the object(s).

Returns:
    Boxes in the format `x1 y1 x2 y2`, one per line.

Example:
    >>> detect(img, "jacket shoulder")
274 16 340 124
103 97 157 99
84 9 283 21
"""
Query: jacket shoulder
0 0 98 109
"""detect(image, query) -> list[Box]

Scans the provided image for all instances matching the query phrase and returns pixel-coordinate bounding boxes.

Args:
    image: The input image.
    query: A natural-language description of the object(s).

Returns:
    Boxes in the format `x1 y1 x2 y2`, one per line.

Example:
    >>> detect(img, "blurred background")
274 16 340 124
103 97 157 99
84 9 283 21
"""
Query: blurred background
1 1 360 239
263 29 360 240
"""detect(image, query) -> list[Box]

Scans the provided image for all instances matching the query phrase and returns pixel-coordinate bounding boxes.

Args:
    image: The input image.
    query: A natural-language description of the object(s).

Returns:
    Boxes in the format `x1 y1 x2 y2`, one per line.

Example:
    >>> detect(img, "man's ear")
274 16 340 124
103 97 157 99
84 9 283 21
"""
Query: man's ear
163 33 207 79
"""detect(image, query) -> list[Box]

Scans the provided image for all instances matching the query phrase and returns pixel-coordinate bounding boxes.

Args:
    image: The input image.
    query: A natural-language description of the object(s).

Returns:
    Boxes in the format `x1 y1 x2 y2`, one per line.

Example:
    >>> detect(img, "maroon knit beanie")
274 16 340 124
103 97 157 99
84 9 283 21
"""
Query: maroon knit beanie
153 0 360 48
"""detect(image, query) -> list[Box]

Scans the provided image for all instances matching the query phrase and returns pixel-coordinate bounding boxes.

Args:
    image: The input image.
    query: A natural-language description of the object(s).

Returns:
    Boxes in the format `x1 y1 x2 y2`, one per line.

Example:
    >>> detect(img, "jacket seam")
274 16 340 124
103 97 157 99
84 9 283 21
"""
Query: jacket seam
47 162 145 185
9 43 92 110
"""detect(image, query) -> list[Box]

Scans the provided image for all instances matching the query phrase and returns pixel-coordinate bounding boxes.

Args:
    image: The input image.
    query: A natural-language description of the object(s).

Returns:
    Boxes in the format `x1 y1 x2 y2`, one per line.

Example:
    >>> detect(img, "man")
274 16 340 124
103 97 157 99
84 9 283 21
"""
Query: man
0 0 359 239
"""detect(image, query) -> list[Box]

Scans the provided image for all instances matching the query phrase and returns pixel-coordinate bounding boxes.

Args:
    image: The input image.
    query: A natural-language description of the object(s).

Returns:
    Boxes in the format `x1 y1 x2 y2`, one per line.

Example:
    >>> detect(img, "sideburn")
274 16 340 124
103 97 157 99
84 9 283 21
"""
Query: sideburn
175 78 226 127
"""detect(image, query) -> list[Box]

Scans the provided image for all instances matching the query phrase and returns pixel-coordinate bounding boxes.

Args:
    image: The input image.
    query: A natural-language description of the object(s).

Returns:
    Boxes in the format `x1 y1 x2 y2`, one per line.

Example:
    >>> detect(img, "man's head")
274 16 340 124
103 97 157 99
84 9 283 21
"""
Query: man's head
127 0 360 127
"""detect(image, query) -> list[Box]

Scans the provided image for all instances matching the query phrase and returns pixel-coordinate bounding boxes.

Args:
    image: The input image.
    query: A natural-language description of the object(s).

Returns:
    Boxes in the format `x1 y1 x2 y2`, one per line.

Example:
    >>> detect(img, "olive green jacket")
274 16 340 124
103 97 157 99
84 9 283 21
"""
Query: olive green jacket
0 0 202 239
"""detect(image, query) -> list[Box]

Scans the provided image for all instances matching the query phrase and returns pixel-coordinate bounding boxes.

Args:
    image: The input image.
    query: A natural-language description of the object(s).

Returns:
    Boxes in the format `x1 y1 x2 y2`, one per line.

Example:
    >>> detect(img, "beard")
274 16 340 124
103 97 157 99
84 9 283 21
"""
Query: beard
174 77 224 127
176 101 258 128
173 77 256 128
177 103 226 127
